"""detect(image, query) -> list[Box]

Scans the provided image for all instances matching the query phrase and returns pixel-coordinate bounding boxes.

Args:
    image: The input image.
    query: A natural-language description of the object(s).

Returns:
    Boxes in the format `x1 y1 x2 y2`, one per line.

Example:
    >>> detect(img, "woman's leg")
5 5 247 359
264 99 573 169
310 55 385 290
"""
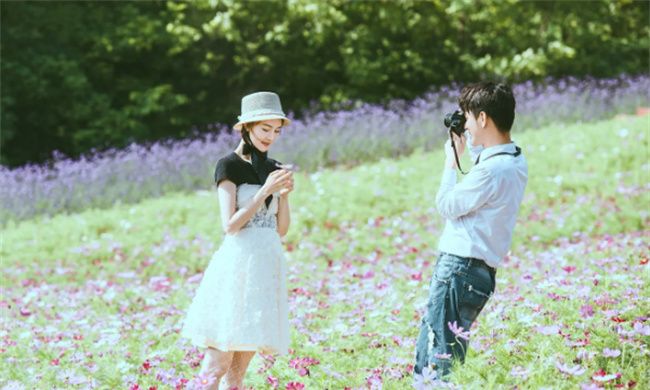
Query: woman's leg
223 351 256 389
199 347 234 390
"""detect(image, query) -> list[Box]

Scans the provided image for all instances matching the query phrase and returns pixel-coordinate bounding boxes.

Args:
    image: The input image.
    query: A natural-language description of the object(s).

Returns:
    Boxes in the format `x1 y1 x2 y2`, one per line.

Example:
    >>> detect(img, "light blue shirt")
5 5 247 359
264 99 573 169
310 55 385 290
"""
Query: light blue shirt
436 142 528 268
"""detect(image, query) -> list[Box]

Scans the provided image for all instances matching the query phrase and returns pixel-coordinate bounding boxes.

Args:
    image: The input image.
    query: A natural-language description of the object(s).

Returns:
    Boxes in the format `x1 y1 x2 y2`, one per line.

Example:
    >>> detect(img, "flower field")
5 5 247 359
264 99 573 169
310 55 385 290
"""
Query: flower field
1 113 648 389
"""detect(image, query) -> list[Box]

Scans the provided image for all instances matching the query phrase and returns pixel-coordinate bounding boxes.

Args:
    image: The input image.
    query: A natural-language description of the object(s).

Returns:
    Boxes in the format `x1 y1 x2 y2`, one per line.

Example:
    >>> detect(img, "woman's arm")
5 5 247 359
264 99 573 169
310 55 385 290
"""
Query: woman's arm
276 171 294 237
218 170 292 235
217 180 266 235
276 195 291 237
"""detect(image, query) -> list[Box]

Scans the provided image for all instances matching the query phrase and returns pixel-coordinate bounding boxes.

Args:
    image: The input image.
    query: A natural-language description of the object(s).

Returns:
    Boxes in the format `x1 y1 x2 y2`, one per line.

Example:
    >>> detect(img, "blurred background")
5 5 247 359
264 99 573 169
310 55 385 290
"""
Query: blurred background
2 0 649 224
2 0 648 167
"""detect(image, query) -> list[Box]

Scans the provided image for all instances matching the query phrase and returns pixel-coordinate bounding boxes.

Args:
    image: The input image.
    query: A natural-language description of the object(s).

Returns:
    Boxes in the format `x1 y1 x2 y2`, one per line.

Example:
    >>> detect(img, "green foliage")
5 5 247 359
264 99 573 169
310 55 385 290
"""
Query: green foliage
1 1 187 163
1 0 648 166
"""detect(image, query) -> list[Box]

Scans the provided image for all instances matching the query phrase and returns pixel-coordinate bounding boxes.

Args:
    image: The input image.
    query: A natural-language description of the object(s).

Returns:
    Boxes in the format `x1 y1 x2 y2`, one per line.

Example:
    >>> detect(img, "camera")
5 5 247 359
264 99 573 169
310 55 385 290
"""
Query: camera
444 109 466 137
444 109 469 174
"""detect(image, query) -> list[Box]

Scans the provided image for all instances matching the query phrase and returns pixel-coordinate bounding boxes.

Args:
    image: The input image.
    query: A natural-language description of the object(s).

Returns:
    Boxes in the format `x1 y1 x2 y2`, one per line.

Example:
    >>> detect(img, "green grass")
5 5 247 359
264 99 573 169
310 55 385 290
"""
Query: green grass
1 115 649 389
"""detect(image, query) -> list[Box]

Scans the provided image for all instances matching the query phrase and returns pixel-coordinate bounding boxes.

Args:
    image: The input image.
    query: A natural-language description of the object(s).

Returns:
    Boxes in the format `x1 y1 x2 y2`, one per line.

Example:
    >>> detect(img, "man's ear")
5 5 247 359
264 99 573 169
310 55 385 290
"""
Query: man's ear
479 111 488 128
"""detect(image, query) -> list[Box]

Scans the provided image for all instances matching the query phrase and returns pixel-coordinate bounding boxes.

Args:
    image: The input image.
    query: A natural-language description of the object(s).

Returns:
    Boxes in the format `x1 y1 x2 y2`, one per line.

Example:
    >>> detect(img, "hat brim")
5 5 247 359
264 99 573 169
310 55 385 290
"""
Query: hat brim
234 115 291 131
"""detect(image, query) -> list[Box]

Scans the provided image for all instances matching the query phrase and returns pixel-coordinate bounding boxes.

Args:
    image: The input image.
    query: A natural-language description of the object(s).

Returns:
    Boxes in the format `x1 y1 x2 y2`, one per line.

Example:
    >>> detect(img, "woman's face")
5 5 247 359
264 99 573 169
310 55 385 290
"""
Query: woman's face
247 119 283 152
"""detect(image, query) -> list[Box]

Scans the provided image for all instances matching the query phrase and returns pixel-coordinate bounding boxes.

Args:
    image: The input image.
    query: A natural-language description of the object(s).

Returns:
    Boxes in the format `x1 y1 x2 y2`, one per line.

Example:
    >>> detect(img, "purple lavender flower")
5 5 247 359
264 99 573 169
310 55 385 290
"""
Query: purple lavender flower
2 75 648 223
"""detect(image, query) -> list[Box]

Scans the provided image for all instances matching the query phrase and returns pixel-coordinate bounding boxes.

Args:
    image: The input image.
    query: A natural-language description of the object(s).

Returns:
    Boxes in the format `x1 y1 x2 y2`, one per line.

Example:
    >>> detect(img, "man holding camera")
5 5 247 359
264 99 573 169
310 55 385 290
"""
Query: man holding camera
414 82 528 379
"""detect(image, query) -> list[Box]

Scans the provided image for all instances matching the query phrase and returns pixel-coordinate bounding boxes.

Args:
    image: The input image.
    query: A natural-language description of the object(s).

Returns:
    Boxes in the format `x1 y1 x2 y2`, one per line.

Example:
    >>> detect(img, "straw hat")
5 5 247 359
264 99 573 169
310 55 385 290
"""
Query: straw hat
233 91 291 131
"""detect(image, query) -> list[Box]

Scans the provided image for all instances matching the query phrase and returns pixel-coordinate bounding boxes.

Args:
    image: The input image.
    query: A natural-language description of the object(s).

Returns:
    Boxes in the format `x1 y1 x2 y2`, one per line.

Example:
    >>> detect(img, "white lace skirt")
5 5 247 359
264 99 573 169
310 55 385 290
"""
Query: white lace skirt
181 227 289 355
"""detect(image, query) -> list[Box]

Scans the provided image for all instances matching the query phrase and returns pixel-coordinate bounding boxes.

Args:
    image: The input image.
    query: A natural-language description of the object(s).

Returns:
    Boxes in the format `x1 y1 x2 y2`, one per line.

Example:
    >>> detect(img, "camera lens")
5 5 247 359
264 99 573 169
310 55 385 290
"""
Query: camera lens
443 109 466 137
444 113 453 127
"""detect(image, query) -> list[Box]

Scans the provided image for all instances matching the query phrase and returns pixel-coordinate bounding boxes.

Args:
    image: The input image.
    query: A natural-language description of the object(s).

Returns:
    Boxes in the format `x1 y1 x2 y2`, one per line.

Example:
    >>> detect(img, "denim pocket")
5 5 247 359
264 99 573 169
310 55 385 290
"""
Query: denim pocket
433 255 464 284
458 279 492 325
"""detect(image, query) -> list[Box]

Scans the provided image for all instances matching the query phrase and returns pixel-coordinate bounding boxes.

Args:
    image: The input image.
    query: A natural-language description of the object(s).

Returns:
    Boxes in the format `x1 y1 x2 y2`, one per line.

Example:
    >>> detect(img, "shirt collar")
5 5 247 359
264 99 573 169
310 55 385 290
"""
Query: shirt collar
476 142 518 164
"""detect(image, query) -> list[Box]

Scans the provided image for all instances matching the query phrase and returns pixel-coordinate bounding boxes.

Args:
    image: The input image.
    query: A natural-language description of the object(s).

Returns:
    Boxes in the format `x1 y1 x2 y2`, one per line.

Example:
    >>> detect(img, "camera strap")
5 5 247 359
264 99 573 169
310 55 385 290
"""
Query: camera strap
452 136 522 175
475 146 522 164
450 131 469 175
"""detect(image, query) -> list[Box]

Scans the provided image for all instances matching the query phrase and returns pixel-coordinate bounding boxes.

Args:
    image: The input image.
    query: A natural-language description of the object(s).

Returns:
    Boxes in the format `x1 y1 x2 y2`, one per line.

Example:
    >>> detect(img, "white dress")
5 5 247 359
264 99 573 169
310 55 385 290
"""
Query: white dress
181 184 290 355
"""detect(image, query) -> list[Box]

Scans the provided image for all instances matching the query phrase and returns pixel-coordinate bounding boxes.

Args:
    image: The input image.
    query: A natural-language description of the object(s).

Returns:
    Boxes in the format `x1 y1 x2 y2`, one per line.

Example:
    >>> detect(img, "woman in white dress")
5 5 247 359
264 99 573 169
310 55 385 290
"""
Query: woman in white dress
181 92 294 389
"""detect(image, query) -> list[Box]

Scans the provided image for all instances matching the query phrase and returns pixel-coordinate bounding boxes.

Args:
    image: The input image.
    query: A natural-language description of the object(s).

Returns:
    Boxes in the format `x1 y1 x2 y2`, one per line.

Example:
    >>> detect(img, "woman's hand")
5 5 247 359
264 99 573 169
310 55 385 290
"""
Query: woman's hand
262 169 293 196
279 172 294 197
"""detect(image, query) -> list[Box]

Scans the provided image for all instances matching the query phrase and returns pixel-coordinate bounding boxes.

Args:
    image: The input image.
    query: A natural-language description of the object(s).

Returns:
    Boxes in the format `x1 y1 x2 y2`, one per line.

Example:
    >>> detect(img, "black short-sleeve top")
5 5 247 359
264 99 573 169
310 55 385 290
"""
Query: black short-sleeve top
214 152 281 186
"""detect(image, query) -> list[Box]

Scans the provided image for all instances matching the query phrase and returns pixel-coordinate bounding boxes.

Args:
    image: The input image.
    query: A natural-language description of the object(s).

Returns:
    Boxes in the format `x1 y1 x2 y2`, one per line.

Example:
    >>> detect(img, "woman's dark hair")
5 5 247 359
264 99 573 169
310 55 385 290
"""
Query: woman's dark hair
242 122 259 133
241 122 260 155
459 82 516 133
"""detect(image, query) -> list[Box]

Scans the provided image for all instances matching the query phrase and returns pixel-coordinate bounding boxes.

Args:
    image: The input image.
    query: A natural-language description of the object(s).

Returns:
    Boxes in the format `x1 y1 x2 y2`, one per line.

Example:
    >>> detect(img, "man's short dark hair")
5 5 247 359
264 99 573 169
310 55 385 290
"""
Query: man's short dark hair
459 82 516 133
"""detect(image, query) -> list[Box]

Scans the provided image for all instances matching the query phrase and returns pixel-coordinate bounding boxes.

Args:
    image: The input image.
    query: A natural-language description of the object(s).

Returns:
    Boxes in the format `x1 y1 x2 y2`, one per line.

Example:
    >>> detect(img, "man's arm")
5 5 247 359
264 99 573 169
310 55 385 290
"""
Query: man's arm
435 165 493 220
435 137 494 220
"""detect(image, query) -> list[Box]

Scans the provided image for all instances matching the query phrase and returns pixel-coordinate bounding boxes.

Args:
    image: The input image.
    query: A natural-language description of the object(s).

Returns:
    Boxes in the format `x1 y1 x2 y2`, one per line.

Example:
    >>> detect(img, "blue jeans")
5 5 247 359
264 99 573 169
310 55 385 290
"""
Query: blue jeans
414 252 496 378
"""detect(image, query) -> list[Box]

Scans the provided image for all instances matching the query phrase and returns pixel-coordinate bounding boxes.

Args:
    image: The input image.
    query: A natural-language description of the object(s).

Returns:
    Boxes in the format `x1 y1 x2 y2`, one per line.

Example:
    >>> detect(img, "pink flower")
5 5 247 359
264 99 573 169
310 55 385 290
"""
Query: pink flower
580 305 594 318
447 321 470 340
602 348 621 358
366 369 382 389
187 273 203 284
633 322 650 336
510 366 529 379
367 376 382 389
148 276 171 292
592 369 621 382
556 362 586 376
155 368 177 385
535 324 560 335
547 292 566 301
285 382 304 390
576 349 596 362
413 367 438 390
175 378 189 390
187 372 216 389
266 375 279 389
288 356 320 377
562 265 577 273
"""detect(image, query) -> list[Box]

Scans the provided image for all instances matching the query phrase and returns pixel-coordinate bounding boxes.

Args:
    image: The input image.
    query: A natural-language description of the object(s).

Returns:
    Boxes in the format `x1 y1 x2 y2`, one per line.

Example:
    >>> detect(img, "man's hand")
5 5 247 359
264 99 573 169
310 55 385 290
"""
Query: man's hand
444 133 466 169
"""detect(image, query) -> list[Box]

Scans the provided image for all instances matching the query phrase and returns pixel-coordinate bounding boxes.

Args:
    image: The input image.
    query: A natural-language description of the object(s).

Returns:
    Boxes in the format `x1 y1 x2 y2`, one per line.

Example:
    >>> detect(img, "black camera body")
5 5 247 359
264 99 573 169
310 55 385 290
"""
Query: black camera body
444 109 466 137
443 109 469 174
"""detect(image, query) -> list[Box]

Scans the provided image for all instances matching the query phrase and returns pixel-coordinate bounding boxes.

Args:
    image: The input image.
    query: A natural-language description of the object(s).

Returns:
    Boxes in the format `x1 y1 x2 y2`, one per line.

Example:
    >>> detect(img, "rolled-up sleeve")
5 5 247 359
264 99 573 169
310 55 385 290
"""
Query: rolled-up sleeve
435 165 494 220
